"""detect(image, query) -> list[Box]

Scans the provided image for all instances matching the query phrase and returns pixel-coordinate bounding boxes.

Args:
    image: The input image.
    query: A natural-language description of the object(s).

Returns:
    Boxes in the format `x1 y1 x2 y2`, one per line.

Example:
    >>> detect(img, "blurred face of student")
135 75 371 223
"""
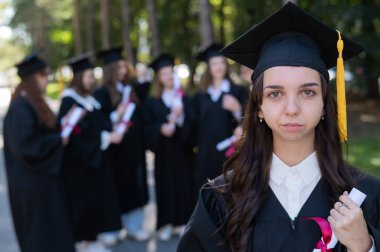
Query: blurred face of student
209 56 227 81
158 66 174 89
35 68 50 94
259 66 324 147
82 69 95 92
117 60 128 81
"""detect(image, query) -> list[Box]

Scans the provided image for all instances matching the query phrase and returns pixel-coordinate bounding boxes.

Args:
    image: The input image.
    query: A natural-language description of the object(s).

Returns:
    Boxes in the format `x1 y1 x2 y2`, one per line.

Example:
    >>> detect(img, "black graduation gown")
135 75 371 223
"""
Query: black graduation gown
192 84 248 191
58 95 121 241
133 81 151 103
143 96 195 229
3 95 75 252
177 174 380 252
93 86 148 214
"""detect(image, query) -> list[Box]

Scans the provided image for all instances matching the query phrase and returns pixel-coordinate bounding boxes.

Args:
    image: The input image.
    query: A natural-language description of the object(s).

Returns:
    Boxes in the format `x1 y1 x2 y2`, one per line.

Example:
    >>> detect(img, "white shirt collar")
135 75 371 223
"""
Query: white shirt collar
207 79 231 102
116 82 124 93
61 88 101 112
270 152 320 186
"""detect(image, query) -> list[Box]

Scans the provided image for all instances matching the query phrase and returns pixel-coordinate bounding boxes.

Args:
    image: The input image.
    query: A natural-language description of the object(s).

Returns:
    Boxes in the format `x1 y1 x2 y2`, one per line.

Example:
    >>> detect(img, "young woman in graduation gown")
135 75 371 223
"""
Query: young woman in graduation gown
143 54 195 241
3 53 75 252
94 47 149 242
58 55 123 252
178 3 380 252
191 44 249 191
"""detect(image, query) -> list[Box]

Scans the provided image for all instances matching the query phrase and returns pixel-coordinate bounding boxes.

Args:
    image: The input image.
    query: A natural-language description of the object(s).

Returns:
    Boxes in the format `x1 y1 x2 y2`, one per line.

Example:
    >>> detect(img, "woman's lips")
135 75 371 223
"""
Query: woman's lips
281 123 304 132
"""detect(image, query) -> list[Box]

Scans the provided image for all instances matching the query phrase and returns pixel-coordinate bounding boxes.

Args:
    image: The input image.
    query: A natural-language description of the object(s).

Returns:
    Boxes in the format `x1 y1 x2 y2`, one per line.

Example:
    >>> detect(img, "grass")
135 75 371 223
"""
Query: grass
346 133 380 178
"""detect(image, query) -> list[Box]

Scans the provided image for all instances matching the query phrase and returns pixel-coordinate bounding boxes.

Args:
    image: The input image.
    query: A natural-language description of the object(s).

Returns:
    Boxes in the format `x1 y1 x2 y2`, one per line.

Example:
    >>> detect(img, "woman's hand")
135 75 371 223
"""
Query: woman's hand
328 191 372 252
117 103 127 119
61 136 70 146
160 123 175 137
222 94 241 113
233 126 243 142
109 131 124 144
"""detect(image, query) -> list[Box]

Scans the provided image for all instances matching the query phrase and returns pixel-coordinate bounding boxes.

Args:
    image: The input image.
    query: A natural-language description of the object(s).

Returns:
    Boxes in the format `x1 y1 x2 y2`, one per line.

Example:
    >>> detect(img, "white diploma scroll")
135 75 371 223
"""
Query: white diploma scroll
61 106 86 138
216 136 237 151
115 102 136 134
312 187 367 251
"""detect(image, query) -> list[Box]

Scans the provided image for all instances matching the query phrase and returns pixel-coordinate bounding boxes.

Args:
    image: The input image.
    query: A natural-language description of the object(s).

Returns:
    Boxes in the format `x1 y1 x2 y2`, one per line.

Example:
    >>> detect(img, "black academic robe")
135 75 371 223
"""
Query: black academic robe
177 173 380 252
133 81 151 103
58 95 121 241
191 84 248 191
94 86 148 214
3 95 75 252
143 96 195 229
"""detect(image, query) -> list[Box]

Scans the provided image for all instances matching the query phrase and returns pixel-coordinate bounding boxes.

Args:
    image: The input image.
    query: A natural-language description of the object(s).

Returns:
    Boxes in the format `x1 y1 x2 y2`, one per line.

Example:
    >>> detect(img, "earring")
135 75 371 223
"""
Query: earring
321 115 325 120
259 118 263 123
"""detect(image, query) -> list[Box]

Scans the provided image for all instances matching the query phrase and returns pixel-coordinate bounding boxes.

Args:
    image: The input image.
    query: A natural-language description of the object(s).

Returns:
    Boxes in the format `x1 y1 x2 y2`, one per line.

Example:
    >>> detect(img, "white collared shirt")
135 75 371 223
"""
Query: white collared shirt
269 152 321 220
269 152 376 252
207 79 230 102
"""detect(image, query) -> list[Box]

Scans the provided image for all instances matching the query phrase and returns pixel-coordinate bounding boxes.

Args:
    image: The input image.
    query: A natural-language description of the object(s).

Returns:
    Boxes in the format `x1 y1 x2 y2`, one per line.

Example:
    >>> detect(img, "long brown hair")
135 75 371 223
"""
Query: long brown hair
220 73 357 251
199 58 235 92
102 61 122 107
12 69 57 129
68 71 92 96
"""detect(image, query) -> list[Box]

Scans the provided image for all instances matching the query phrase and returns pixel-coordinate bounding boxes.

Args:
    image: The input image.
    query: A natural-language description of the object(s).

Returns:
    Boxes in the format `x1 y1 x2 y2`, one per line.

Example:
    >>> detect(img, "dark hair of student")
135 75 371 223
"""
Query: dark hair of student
12 68 57 129
68 71 93 97
219 73 359 251
199 57 235 92
102 61 122 107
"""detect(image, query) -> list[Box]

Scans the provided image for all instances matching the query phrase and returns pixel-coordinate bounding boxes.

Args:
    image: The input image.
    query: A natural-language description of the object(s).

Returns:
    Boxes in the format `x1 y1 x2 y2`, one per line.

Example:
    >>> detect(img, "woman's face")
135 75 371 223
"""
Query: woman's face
82 69 95 91
259 66 324 145
35 69 50 94
209 56 227 80
158 66 174 88
117 60 128 81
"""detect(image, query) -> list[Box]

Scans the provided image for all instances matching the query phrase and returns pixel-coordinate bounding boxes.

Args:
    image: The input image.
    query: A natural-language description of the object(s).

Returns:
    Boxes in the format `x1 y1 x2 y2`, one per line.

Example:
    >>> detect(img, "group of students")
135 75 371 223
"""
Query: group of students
3 38 249 251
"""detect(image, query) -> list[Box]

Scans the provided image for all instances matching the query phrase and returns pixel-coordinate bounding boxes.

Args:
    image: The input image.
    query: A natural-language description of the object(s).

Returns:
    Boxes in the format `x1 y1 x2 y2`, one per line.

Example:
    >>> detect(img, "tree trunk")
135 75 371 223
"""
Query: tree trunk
72 0 82 54
218 0 225 45
100 0 110 50
283 0 298 4
199 0 214 48
146 0 160 58
86 0 94 53
121 0 136 65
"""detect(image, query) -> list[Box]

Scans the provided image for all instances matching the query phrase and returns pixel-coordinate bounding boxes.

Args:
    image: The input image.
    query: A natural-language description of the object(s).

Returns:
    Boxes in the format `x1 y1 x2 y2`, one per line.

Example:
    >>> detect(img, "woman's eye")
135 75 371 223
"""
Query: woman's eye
269 92 281 98
302 90 315 96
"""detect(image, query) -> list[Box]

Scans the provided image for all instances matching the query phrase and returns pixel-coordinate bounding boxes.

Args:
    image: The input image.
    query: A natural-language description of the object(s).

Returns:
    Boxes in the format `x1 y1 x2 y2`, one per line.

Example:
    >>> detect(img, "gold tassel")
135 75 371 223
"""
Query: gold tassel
336 31 347 142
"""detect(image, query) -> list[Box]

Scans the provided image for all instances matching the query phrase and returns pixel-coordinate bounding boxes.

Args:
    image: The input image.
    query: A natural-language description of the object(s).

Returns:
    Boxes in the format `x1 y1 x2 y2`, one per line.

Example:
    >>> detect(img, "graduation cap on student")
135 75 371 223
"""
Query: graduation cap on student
220 2 365 142
16 50 48 79
196 43 224 62
67 53 94 75
97 46 124 65
148 54 175 72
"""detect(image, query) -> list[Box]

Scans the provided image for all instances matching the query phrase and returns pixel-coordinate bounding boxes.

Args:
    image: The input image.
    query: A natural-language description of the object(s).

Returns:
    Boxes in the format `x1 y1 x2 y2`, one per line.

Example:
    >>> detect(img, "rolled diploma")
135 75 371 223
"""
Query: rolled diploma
216 136 237 151
116 103 136 134
61 107 85 138
312 187 367 251
121 86 132 104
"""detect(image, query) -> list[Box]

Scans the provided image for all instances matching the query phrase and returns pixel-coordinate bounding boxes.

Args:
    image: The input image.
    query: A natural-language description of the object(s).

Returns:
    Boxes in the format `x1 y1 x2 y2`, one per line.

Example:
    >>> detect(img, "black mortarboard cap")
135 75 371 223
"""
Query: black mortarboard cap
16 51 48 79
220 2 364 81
97 46 124 65
148 54 175 72
68 54 94 75
197 43 224 62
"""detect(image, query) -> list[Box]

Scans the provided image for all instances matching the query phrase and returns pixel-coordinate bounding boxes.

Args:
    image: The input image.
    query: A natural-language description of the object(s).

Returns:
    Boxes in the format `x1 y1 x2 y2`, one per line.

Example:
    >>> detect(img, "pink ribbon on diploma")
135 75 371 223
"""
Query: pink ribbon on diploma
304 217 333 252
225 143 236 158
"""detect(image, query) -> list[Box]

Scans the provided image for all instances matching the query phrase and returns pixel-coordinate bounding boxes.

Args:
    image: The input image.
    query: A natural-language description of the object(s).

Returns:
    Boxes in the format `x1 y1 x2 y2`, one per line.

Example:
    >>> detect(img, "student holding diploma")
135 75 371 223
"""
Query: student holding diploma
3 52 75 252
94 47 149 242
178 3 380 252
143 54 194 241
191 44 248 192
58 54 123 252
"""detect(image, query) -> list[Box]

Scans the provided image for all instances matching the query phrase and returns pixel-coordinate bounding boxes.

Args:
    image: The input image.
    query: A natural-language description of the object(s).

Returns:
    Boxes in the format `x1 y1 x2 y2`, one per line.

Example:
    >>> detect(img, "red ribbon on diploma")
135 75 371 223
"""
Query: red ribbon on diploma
304 217 333 252
225 143 236 158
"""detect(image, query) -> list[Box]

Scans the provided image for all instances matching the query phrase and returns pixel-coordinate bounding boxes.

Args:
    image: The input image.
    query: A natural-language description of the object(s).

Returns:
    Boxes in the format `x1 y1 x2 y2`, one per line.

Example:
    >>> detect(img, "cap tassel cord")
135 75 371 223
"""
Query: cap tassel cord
336 31 347 142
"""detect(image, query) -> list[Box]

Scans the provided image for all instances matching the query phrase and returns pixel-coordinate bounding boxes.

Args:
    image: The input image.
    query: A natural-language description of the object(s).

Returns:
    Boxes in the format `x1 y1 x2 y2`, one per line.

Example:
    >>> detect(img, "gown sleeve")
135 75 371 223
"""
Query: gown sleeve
6 99 63 175
142 98 163 153
177 185 230 252
58 97 103 170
